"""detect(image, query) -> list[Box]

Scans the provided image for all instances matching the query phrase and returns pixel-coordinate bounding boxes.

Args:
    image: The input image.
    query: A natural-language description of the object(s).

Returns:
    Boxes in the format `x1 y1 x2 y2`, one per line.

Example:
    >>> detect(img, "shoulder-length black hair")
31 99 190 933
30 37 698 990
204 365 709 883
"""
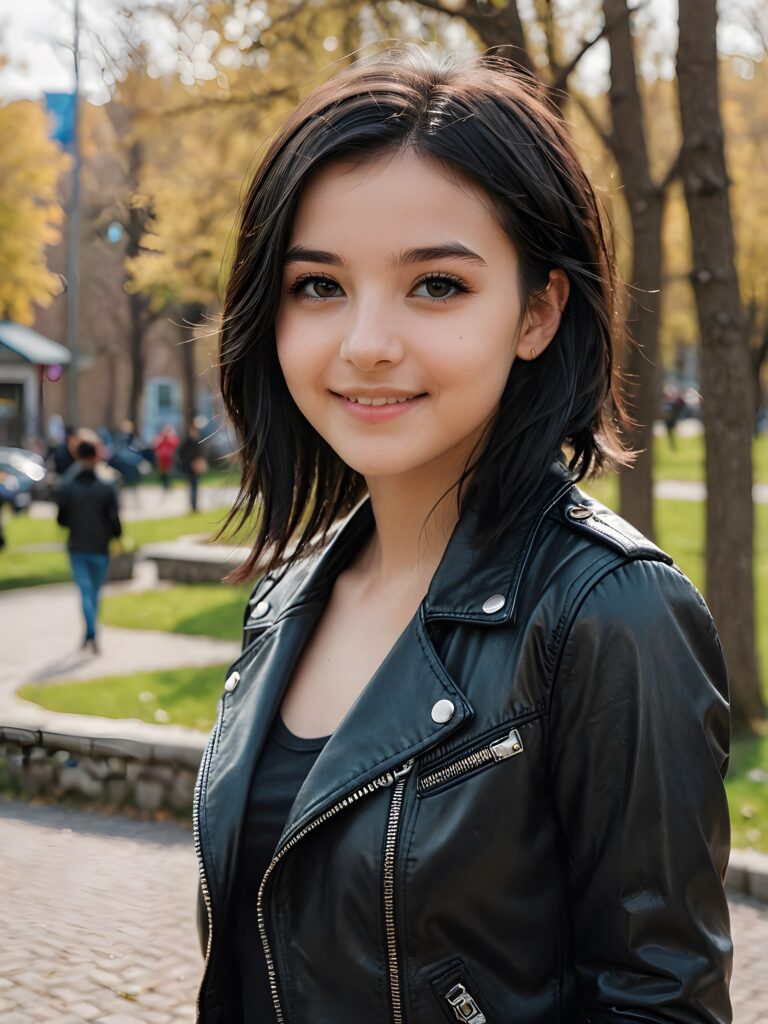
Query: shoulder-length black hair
217 47 632 582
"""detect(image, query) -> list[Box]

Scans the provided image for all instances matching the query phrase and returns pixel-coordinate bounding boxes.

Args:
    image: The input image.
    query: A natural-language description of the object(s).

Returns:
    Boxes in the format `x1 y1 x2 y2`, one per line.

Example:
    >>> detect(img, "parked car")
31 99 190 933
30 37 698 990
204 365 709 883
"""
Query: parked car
0 469 28 511
0 447 48 503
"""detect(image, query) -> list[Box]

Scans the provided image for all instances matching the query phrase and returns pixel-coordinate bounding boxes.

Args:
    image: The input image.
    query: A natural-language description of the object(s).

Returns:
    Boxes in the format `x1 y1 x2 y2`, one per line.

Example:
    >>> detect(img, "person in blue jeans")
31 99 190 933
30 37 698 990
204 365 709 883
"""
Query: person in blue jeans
56 438 122 654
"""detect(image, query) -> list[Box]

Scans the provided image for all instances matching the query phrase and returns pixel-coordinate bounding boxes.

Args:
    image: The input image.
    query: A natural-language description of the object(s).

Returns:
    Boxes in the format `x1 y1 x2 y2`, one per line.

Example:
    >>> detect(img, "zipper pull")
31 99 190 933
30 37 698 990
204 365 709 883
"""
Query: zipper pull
489 727 524 762
393 758 415 779
445 982 487 1023
381 758 415 787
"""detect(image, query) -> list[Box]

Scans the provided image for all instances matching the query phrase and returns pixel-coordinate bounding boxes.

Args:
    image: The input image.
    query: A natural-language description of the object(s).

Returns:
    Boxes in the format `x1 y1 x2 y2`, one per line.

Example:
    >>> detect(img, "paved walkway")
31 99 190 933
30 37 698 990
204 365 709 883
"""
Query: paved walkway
28 484 241 522
0 798 766 1023
0 560 240 729
0 799 199 1023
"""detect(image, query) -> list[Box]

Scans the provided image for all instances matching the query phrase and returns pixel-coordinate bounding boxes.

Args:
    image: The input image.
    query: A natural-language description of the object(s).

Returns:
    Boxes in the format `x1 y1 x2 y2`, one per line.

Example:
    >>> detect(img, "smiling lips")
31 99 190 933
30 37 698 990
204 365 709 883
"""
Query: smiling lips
333 390 426 422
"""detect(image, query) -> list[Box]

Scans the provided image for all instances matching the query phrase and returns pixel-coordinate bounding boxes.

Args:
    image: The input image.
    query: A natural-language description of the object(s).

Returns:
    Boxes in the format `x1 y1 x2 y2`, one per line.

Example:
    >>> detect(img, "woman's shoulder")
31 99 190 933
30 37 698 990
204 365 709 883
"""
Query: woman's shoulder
539 484 717 651
544 485 672 567
524 481 716 636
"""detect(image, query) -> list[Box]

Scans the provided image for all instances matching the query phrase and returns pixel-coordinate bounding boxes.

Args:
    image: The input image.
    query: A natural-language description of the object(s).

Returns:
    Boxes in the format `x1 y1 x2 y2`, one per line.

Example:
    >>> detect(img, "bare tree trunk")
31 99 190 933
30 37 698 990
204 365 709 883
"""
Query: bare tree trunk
677 0 764 729
179 302 207 431
604 0 663 540
124 138 152 429
103 347 118 430
127 290 146 427
753 324 768 435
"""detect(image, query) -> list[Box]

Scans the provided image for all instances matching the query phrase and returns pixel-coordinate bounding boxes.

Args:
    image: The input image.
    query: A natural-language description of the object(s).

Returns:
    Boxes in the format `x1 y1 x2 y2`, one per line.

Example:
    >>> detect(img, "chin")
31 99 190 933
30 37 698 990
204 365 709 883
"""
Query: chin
331 445 432 480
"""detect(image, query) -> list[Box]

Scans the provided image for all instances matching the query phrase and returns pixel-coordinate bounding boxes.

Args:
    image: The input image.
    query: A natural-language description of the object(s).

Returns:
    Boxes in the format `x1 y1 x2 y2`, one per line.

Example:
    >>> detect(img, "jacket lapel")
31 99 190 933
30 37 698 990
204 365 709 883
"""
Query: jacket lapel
278 462 573 844
205 458 575 898
279 607 472 846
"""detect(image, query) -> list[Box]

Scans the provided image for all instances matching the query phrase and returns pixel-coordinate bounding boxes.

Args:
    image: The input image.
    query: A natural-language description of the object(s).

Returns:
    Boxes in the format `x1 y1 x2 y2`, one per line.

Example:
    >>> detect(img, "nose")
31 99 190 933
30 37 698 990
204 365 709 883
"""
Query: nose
338 300 404 371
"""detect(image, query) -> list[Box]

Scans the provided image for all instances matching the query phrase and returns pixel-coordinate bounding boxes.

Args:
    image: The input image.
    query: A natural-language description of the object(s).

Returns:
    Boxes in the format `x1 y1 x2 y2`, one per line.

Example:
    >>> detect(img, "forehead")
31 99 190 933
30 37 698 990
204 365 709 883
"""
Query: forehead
288 148 505 249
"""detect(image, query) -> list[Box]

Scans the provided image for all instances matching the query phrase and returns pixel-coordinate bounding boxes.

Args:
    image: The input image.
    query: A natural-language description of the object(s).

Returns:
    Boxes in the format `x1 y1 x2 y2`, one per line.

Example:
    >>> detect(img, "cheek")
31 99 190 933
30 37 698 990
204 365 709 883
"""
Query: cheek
275 312 325 400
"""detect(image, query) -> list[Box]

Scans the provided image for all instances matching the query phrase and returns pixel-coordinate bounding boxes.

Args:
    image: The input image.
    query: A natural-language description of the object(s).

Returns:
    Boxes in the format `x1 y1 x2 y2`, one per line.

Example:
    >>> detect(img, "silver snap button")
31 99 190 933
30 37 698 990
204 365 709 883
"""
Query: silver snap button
224 671 240 693
482 594 505 614
431 699 455 724
567 504 593 521
254 599 270 617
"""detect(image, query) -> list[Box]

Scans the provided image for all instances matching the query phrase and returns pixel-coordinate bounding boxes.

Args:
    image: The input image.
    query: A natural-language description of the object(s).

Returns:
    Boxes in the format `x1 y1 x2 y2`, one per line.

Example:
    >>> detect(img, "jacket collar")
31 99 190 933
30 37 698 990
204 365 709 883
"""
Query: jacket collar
284 457 575 629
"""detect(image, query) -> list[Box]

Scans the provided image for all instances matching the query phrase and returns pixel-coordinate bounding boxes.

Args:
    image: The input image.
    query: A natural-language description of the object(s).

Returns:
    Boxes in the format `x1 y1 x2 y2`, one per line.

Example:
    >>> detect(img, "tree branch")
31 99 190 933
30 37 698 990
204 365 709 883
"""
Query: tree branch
551 23 607 93
569 92 612 151
658 144 683 193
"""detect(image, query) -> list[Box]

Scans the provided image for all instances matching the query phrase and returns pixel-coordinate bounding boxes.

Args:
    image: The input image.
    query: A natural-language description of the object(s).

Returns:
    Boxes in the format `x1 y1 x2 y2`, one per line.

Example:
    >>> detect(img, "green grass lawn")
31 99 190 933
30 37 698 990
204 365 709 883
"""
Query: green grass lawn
654 431 767 483
728 733 768 852
100 584 250 641
18 664 228 733
0 507 235 591
129 463 240 490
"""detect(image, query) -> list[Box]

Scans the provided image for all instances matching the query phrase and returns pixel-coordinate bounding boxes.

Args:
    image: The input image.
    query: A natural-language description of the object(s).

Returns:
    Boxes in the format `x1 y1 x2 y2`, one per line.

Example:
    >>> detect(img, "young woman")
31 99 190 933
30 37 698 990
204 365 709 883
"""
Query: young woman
194 49 732 1024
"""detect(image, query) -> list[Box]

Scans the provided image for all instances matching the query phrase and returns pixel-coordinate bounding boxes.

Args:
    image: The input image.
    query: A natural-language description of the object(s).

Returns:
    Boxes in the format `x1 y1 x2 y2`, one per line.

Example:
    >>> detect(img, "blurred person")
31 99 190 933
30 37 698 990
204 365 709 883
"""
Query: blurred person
49 423 77 476
661 383 686 449
116 418 135 446
153 423 179 492
56 438 122 654
176 421 208 513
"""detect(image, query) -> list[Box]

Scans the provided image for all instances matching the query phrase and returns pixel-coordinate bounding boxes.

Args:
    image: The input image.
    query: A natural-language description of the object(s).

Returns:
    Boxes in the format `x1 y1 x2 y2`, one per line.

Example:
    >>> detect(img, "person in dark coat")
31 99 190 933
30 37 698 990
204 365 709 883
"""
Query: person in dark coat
177 421 208 513
56 439 123 654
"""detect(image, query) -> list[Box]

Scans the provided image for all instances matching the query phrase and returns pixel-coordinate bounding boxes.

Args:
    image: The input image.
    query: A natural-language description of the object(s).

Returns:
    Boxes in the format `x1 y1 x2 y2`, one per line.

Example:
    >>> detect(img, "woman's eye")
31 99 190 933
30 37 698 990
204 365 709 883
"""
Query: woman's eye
288 275 342 301
412 274 468 302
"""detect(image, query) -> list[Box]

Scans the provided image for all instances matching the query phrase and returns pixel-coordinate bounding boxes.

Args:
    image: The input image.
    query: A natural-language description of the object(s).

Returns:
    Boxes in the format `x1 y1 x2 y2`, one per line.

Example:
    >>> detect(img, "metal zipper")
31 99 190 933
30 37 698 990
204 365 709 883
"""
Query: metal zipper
418 728 524 794
193 699 224 1023
383 760 415 1023
445 982 487 1023
257 757 416 1024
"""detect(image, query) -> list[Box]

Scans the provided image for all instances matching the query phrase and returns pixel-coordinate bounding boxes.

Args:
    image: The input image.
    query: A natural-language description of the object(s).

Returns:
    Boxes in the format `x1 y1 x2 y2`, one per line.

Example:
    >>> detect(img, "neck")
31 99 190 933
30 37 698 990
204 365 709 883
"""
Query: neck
357 445 478 591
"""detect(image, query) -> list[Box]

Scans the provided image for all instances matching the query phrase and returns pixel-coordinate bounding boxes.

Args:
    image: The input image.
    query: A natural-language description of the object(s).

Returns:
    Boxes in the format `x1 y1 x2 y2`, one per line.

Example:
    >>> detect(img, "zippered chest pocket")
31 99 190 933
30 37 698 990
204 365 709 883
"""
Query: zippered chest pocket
417 723 526 797
430 959 494 1023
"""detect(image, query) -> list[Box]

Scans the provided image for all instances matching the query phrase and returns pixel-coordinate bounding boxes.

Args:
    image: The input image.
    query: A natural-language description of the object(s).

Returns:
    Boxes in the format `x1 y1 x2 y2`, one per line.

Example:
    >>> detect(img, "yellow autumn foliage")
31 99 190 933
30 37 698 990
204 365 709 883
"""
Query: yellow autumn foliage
0 100 69 323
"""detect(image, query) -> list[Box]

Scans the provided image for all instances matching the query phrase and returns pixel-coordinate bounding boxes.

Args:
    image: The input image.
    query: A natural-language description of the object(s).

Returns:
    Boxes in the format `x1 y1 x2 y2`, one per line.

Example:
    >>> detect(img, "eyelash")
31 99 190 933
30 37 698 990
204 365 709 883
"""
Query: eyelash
286 271 472 304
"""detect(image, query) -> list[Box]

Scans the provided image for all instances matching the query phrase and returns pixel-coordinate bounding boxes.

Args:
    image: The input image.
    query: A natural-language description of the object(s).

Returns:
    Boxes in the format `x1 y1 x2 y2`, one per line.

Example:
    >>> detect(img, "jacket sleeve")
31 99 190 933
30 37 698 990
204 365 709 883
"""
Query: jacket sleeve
106 485 122 539
548 558 732 1023
56 491 69 527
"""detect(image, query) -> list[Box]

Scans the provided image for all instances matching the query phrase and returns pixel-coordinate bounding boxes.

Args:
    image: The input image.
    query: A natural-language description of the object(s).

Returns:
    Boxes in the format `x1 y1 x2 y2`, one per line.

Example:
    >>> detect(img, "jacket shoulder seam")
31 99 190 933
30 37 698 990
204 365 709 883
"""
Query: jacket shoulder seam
545 557 690 717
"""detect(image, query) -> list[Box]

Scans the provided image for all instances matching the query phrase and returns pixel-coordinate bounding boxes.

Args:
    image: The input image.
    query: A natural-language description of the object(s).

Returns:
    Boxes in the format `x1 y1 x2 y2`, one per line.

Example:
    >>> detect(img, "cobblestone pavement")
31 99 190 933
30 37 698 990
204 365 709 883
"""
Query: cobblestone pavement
1 798 766 1022
0 799 200 1023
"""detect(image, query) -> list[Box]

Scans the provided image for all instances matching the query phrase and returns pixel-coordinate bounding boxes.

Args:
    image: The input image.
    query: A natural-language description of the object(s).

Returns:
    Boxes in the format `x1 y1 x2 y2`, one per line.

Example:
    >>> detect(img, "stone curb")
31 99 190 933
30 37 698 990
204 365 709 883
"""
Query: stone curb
726 848 768 903
0 722 205 770
141 540 252 583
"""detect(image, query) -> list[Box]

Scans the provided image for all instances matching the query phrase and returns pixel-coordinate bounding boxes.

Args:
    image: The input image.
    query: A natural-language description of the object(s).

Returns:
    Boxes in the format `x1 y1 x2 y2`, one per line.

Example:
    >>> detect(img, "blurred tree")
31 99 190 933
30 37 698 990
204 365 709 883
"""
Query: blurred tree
677 0 764 728
600 0 682 542
0 101 68 323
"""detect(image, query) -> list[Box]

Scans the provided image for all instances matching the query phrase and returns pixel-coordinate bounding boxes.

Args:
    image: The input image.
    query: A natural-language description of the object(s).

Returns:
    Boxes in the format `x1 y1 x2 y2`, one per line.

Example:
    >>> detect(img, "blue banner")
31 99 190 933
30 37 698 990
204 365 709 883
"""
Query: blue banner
44 92 77 147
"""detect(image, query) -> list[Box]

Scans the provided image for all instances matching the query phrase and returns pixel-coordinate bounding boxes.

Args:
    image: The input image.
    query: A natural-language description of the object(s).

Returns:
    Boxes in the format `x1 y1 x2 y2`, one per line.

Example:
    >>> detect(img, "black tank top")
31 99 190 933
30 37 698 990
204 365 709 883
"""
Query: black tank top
232 713 331 1015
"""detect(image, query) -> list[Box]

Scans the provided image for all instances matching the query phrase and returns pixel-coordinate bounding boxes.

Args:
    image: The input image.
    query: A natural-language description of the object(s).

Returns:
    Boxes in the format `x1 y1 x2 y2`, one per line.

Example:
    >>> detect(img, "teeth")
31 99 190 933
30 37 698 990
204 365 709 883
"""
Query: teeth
347 396 413 405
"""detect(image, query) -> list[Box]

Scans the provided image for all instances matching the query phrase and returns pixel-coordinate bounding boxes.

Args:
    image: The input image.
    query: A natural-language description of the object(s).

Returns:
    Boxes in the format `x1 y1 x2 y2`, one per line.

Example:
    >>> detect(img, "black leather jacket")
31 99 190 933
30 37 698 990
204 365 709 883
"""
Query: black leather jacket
194 462 732 1023
56 467 122 554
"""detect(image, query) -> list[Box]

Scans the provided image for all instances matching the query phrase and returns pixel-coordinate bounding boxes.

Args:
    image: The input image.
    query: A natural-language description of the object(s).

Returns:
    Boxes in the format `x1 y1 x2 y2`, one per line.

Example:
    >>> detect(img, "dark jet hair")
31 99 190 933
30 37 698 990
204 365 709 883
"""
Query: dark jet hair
216 47 632 581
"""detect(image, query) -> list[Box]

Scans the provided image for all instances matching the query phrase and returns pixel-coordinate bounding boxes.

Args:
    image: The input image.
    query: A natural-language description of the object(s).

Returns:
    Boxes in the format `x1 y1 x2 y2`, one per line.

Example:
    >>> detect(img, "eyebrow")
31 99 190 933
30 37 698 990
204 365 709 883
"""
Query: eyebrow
283 242 487 269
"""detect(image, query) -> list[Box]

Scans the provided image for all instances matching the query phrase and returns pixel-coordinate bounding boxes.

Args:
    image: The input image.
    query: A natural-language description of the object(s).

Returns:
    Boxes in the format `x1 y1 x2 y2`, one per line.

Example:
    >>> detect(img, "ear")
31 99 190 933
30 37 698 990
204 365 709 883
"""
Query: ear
515 269 570 361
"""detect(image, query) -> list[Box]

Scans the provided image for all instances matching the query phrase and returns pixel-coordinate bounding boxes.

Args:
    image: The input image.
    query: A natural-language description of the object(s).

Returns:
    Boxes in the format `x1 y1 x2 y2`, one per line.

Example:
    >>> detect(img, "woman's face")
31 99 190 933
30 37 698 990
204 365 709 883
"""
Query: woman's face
275 149 529 484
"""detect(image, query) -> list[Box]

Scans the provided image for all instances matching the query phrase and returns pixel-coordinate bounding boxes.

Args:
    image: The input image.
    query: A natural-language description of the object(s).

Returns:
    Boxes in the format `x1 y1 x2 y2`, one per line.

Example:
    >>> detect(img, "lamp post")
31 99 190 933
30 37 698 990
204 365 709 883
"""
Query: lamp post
65 0 82 427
